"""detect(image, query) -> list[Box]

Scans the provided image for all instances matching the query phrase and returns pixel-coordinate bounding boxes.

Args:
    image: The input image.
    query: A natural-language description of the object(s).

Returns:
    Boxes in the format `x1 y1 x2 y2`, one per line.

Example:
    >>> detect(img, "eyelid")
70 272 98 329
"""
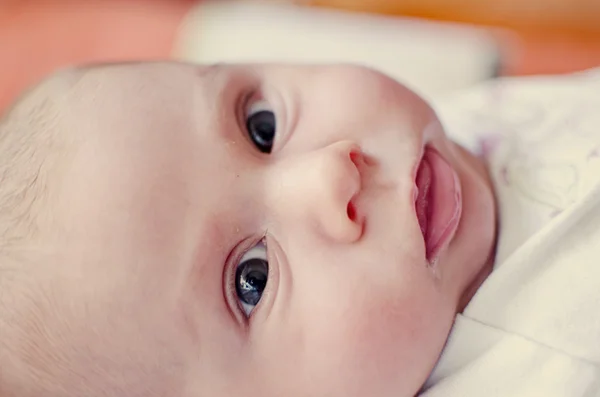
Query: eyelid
246 99 272 117
224 234 274 328
224 236 258 328
258 234 283 323
237 89 267 152
264 85 294 155
238 86 289 154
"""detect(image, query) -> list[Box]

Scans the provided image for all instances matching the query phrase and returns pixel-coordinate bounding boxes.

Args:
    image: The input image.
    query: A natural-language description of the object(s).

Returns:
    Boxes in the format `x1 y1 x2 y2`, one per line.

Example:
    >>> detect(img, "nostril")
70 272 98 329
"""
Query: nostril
349 150 362 167
347 201 356 221
349 148 375 168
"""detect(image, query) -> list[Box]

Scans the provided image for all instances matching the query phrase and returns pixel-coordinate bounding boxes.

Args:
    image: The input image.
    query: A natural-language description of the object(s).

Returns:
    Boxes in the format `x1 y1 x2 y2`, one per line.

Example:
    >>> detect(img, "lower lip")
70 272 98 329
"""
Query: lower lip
414 146 462 264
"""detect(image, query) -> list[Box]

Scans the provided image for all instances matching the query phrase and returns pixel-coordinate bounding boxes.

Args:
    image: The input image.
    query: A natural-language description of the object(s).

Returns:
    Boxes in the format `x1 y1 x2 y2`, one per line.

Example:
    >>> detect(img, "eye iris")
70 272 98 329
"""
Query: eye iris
247 110 275 153
235 258 268 306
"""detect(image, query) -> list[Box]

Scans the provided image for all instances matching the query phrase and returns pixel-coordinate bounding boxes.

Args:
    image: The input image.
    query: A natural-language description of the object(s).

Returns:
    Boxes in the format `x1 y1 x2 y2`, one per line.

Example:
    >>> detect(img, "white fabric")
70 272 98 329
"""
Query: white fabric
421 69 600 397
174 1 499 101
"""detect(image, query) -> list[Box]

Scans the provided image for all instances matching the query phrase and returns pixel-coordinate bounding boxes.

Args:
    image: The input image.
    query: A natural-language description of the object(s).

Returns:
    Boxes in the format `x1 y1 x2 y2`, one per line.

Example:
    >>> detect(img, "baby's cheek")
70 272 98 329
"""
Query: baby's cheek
289 284 452 397
324 298 434 396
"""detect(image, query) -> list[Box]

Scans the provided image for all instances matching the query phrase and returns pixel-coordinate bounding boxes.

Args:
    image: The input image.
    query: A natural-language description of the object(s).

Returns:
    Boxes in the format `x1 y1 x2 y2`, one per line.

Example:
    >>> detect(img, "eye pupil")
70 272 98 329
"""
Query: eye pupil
247 110 276 153
236 258 268 306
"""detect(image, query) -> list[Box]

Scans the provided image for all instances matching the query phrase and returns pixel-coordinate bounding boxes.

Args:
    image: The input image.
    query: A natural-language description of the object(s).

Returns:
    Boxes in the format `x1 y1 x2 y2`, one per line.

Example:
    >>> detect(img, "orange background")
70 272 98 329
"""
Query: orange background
1 0 600 113
310 0 600 77
0 0 194 112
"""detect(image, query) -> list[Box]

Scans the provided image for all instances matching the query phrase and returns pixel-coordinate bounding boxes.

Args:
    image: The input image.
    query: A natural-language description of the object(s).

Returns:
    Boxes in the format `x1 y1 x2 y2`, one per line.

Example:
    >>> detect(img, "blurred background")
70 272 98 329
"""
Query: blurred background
1 0 599 112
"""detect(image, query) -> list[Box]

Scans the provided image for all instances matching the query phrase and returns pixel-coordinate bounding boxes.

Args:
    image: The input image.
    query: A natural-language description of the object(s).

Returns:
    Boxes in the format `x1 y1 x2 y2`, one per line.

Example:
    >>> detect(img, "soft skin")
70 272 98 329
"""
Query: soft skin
0 62 497 397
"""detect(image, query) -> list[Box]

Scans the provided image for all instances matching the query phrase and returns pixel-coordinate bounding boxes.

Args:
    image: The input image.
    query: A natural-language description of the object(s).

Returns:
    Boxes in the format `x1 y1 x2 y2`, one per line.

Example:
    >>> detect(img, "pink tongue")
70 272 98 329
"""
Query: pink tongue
415 148 462 260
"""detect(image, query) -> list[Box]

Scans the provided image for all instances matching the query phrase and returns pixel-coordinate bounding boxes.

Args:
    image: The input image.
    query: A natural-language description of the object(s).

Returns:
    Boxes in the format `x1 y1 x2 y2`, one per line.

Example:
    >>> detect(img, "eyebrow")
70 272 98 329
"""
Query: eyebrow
195 64 254 145
197 63 226 80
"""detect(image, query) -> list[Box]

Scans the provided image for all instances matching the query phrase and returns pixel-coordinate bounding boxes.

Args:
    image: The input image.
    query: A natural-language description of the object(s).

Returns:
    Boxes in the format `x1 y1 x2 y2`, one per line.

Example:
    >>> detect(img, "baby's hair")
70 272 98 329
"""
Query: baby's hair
0 73 79 396
0 71 175 396
0 79 69 250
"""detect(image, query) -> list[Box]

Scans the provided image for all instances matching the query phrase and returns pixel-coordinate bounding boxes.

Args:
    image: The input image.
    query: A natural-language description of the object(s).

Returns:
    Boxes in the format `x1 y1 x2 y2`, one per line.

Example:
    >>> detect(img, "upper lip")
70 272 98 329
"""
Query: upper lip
412 144 427 198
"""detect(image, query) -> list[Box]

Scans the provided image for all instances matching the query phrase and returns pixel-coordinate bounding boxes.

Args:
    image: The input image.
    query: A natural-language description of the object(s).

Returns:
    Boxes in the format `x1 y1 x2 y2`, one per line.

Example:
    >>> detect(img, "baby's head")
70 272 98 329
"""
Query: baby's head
0 62 496 397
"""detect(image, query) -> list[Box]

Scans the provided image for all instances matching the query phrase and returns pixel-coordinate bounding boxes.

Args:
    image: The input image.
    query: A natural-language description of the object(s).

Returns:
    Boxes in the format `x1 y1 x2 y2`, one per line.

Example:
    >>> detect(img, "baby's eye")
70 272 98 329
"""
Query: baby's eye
235 240 269 317
245 100 276 154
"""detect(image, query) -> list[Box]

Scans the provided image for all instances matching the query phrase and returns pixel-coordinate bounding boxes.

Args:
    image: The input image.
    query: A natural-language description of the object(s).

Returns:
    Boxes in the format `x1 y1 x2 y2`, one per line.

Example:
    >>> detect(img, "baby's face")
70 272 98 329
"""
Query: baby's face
6 63 496 396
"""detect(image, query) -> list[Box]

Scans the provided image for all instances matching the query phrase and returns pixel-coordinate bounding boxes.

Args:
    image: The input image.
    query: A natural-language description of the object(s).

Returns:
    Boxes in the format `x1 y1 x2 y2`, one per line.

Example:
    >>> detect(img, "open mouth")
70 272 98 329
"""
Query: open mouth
414 146 463 264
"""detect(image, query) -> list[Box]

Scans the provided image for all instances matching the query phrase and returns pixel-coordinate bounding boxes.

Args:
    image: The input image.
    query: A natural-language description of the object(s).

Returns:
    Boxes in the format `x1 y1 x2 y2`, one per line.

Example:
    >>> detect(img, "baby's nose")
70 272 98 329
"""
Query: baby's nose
273 141 364 244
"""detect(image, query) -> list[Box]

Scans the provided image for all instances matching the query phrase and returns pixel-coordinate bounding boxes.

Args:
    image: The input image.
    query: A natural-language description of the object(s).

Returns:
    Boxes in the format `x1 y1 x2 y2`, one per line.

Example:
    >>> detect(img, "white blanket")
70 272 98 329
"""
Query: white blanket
421 68 600 397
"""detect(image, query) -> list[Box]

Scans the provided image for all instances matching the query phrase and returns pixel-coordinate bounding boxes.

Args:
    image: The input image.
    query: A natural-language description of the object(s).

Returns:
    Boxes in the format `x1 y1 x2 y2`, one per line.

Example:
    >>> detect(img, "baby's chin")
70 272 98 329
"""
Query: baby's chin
453 142 495 190
443 139 498 311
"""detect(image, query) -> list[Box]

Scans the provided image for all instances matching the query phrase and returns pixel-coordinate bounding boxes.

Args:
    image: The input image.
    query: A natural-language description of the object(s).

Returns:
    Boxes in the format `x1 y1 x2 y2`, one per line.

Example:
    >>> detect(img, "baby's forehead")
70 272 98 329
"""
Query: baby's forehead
2 63 177 138
11 62 196 112
16 62 308 121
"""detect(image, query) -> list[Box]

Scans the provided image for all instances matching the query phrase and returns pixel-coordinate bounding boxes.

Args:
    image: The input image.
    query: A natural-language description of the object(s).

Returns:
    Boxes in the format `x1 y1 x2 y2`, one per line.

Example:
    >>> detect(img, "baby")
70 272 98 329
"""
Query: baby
0 62 598 397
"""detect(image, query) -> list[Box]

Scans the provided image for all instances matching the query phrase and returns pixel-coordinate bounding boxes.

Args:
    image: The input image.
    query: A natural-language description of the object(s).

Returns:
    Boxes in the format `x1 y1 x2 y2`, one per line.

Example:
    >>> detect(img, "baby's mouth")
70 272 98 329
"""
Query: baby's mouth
414 146 463 264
